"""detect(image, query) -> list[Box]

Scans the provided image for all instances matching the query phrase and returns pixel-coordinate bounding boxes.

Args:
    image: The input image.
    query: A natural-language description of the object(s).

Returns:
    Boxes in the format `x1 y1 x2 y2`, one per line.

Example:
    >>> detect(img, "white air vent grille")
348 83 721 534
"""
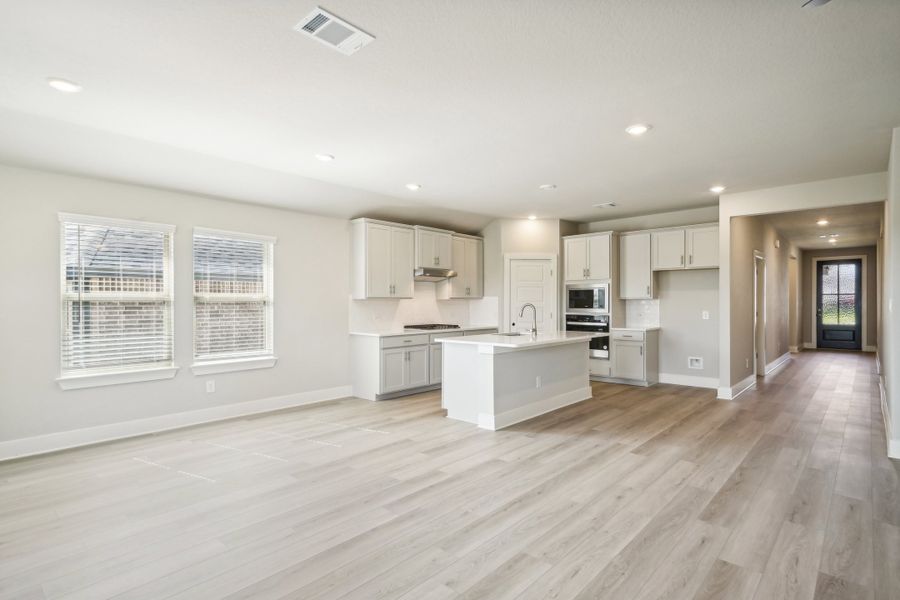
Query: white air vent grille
294 7 374 56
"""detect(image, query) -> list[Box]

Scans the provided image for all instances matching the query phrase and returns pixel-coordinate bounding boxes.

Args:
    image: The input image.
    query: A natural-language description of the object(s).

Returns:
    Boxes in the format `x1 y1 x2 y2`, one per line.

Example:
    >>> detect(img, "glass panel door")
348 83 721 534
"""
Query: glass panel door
816 259 861 350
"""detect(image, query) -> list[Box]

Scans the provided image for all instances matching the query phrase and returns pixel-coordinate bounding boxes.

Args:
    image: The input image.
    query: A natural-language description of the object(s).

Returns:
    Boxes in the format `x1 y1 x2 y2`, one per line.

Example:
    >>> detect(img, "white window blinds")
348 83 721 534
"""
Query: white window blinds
193 229 275 362
59 214 175 376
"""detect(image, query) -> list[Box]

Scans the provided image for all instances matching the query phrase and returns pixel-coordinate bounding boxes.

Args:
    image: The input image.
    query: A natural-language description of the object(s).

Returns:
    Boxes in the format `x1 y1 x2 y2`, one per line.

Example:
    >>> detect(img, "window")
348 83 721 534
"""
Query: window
59 213 176 389
192 228 276 373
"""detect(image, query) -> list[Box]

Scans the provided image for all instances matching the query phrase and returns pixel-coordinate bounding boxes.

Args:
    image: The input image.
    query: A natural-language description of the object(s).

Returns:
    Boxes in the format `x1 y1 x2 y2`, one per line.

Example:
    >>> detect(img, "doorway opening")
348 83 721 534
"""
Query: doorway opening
816 259 862 350
753 253 766 376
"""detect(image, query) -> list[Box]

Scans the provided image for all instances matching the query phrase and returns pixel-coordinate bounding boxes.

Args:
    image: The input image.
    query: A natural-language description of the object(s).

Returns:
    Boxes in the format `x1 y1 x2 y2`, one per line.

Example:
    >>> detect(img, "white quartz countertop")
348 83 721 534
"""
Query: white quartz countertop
612 326 661 332
349 325 499 337
437 331 605 350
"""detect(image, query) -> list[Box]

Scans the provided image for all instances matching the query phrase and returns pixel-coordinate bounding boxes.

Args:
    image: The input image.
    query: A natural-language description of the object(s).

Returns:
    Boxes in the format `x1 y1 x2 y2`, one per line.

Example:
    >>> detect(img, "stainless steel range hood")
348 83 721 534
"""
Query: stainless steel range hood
414 267 457 282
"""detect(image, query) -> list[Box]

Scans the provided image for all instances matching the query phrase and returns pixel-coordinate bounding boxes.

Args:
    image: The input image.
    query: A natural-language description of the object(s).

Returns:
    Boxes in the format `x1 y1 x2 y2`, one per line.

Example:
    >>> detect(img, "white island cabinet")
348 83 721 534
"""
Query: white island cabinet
438 332 604 430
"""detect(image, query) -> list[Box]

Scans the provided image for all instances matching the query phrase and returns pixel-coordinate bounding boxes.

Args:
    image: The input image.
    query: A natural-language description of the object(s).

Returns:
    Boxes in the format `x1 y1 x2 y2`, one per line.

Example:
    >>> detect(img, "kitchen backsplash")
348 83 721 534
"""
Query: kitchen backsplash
350 282 499 331
625 299 660 328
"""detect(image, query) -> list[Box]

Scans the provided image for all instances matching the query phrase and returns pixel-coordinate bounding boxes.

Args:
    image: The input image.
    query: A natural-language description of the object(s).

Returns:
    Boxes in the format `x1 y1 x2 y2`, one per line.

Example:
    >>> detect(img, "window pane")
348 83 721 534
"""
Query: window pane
838 294 856 325
821 295 838 324
838 263 856 295
821 264 837 294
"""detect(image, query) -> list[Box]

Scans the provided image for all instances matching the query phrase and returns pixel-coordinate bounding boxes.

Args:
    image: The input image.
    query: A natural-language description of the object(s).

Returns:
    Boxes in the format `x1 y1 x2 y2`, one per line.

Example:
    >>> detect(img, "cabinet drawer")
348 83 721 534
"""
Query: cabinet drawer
430 331 464 344
381 334 429 349
611 330 645 341
589 358 611 377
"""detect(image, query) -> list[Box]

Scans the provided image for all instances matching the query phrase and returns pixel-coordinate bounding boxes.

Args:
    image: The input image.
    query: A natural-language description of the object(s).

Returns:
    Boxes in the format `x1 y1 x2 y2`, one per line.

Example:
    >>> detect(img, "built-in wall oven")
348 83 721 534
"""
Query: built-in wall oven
565 314 609 358
566 283 609 315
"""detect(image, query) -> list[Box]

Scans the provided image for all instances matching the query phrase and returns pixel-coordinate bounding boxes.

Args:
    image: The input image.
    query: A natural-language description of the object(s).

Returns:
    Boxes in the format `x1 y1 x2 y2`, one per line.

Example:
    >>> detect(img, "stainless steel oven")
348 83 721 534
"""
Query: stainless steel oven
566 283 609 315
565 314 609 358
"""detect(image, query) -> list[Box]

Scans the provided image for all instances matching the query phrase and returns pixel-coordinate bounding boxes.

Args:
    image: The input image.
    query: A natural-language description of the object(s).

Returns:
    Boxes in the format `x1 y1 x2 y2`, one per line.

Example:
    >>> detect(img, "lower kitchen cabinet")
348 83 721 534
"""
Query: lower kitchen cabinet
381 346 428 394
607 329 659 386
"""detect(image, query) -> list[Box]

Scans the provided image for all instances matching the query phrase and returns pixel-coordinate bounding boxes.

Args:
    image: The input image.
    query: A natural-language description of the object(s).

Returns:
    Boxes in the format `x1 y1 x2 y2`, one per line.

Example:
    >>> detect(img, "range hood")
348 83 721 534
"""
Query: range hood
414 267 457 282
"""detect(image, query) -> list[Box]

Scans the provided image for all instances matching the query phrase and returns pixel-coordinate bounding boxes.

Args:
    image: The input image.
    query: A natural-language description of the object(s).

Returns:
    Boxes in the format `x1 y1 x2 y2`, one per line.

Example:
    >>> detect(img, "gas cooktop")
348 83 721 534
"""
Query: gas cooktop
403 324 461 331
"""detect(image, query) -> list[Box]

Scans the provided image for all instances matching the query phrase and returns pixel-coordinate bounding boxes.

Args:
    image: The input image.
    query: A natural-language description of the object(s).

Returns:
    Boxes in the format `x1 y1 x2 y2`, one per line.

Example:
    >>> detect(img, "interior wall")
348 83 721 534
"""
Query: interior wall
656 270 719 381
884 127 899 454
0 164 351 446
579 205 719 233
799 246 878 349
788 251 802 351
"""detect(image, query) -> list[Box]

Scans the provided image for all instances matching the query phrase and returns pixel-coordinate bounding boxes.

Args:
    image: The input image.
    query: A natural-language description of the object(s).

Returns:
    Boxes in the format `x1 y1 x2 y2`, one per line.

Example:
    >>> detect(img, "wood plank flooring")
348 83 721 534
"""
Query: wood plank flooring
0 350 896 599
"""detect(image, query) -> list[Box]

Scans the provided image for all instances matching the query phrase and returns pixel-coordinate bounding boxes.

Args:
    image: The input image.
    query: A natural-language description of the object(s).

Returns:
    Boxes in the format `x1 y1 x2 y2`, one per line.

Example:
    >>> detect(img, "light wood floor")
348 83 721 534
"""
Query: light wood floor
1 351 897 599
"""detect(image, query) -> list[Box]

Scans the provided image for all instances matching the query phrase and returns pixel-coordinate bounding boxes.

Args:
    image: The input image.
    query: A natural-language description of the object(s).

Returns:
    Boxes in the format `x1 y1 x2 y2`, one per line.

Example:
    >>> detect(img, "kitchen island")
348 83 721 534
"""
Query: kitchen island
437 331 605 430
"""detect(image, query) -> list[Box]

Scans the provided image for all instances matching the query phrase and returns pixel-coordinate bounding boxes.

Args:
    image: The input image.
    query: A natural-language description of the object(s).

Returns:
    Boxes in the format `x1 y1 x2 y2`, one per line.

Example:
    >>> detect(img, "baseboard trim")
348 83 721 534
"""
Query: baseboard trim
0 385 353 462
479 386 591 431
880 376 899 460
658 373 719 390
717 373 757 401
765 352 792 375
864 345 878 353
788 345 800 353
803 342 816 349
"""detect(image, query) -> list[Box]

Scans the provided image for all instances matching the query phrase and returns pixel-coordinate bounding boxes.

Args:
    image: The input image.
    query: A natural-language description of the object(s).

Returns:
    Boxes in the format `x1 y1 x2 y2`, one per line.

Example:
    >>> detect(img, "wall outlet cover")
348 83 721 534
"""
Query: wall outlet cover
206 380 215 393
701 310 710 320
688 357 703 370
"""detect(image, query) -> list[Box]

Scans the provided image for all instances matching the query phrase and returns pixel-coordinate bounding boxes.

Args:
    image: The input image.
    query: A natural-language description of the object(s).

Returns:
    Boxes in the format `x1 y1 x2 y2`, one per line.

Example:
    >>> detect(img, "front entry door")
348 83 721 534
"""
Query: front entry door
816 259 862 350
508 259 555 334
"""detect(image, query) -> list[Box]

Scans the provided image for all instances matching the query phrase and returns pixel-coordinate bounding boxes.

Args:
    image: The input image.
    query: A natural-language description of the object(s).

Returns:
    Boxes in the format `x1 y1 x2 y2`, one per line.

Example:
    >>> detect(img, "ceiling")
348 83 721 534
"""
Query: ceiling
766 202 884 250
1 1 898 232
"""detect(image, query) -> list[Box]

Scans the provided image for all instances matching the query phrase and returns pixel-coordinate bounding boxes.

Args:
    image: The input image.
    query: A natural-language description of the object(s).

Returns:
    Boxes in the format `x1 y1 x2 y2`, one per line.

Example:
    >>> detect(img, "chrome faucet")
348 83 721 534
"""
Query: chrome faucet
519 303 537 336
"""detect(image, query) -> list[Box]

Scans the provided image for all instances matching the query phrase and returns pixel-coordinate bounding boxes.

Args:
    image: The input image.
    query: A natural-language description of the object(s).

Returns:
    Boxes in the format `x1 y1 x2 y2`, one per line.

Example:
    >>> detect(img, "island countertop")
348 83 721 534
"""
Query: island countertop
436 331 605 351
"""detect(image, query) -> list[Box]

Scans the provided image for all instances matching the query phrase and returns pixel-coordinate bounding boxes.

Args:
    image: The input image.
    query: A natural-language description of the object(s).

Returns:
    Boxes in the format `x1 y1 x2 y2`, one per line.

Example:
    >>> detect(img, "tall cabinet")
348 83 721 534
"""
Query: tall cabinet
351 218 415 299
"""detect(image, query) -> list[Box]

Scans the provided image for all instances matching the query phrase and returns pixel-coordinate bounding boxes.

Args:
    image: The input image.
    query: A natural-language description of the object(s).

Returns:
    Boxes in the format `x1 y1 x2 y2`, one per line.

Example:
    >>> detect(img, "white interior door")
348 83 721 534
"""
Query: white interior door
507 259 556 333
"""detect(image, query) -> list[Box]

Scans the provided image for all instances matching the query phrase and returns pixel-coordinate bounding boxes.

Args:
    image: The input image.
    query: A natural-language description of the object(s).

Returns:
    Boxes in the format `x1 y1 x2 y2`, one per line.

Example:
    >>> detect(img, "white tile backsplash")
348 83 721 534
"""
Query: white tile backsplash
625 299 660 328
349 283 499 331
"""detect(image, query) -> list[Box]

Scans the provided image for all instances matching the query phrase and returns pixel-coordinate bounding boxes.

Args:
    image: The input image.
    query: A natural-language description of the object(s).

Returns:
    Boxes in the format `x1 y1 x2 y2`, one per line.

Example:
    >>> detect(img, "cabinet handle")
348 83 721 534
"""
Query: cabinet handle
690 254 693 265
646 285 650 295
640 346 643 356
586 268 591 278
680 255 684 265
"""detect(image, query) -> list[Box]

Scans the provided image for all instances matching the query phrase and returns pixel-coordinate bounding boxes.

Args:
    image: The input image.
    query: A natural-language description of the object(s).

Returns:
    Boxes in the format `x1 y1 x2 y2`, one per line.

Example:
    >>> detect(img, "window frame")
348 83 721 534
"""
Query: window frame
56 213 178 390
190 227 277 375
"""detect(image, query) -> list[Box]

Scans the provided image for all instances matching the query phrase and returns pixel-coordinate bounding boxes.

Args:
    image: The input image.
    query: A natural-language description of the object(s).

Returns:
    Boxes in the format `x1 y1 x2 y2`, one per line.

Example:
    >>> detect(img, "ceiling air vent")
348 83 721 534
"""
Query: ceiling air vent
294 7 374 56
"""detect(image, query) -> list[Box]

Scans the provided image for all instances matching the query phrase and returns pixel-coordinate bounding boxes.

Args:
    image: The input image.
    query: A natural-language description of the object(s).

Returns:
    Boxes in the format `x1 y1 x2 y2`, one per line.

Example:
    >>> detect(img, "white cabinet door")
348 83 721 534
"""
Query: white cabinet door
564 237 587 282
465 238 483 297
392 227 415 298
586 234 611 280
366 223 393 298
620 233 653 299
447 236 468 298
435 233 453 269
380 348 407 393
415 229 435 269
429 344 442 384
612 341 644 381
407 346 429 388
687 226 719 269
651 229 686 270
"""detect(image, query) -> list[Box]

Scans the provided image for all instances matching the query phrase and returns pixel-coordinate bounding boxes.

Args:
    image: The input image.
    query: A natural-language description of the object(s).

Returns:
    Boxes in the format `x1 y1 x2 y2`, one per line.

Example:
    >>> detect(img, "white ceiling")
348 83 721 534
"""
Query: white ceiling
1 0 898 231
766 202 884 250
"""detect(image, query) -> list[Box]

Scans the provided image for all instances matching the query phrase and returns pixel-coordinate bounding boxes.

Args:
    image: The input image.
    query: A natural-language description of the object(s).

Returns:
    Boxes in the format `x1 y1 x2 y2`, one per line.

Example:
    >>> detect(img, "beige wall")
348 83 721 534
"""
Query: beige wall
0 164 351 446
579 205 719 233
657 270 719 381
884 128 899 451
799 246 878 348
729 216 791 385
788 251 802 351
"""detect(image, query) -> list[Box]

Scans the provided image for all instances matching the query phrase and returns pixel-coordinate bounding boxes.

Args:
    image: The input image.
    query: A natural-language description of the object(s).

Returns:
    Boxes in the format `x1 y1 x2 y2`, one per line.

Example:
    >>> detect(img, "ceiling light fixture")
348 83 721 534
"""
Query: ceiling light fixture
405 183 421 191
816 219 829 226
314 153 335 162
46 77 82 93
538 184 557 191
626 123 652 136
830 234 839 238
819 235 828 238
593 202 618 208
709 185 726 194
828 238 837 244
528 215 537 221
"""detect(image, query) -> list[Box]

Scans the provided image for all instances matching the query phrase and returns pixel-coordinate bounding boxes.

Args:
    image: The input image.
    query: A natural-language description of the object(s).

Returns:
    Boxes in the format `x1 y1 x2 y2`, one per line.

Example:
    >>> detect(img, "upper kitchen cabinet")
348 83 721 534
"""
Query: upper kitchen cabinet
414 226 453 269
351 218 415 299
563 232 611 282
438 234 483 299
651 229 686 270
619 232 653 299
686 225 719 269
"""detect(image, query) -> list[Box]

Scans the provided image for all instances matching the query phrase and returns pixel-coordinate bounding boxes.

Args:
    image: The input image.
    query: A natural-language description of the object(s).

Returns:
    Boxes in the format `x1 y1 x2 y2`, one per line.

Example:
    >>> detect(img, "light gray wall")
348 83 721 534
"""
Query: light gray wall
885 127 899 448
0 164 350 444
657 270 719 380
579 205 718 234
799 246 878 347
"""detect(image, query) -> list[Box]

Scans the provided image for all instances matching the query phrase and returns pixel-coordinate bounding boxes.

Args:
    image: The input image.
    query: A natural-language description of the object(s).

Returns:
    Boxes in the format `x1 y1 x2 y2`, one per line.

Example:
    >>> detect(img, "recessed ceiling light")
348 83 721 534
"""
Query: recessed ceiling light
314 153 334 162
527 215 537 221
830 234 839 238
828 238 837 244
816 219 829 226
405 183 421 191
625 124 652 136
593 202 618 208
538 184 557 191
46 77 82 93
819 235 828 238
709 185 726 194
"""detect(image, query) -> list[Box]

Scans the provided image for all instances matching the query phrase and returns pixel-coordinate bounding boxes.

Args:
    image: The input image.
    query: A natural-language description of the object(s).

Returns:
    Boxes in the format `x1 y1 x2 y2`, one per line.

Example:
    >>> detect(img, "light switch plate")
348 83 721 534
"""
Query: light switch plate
702 310 710 320
206 380 215 393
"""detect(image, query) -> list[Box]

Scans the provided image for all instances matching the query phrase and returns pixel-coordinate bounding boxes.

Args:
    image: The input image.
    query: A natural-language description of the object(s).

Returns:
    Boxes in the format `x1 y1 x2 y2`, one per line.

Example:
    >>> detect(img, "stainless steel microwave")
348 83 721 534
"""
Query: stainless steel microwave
566 283 609 314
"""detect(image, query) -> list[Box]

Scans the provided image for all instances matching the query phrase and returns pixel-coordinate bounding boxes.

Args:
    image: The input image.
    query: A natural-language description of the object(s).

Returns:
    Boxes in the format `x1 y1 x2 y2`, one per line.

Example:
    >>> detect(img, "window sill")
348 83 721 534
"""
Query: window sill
57 366 179 390
190 356 278 375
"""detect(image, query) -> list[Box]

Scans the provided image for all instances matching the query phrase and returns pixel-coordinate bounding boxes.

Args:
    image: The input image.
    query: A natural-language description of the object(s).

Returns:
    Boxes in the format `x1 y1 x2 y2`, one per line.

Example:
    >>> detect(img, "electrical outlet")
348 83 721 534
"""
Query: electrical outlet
688 357 703 370
535 376 541 388
206 380 215 393
701 310 710 320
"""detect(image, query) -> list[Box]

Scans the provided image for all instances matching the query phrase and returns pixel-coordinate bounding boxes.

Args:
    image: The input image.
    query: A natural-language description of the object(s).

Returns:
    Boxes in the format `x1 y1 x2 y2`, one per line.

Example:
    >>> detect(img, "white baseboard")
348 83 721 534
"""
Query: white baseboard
864 345 878 353
0 385 353 462
658 373 719 390
717 373 757 401
479 386 591 431
876 352 881 375
880 376 899 460
803 342 816 349
765 352 792 375
788 346 800 353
